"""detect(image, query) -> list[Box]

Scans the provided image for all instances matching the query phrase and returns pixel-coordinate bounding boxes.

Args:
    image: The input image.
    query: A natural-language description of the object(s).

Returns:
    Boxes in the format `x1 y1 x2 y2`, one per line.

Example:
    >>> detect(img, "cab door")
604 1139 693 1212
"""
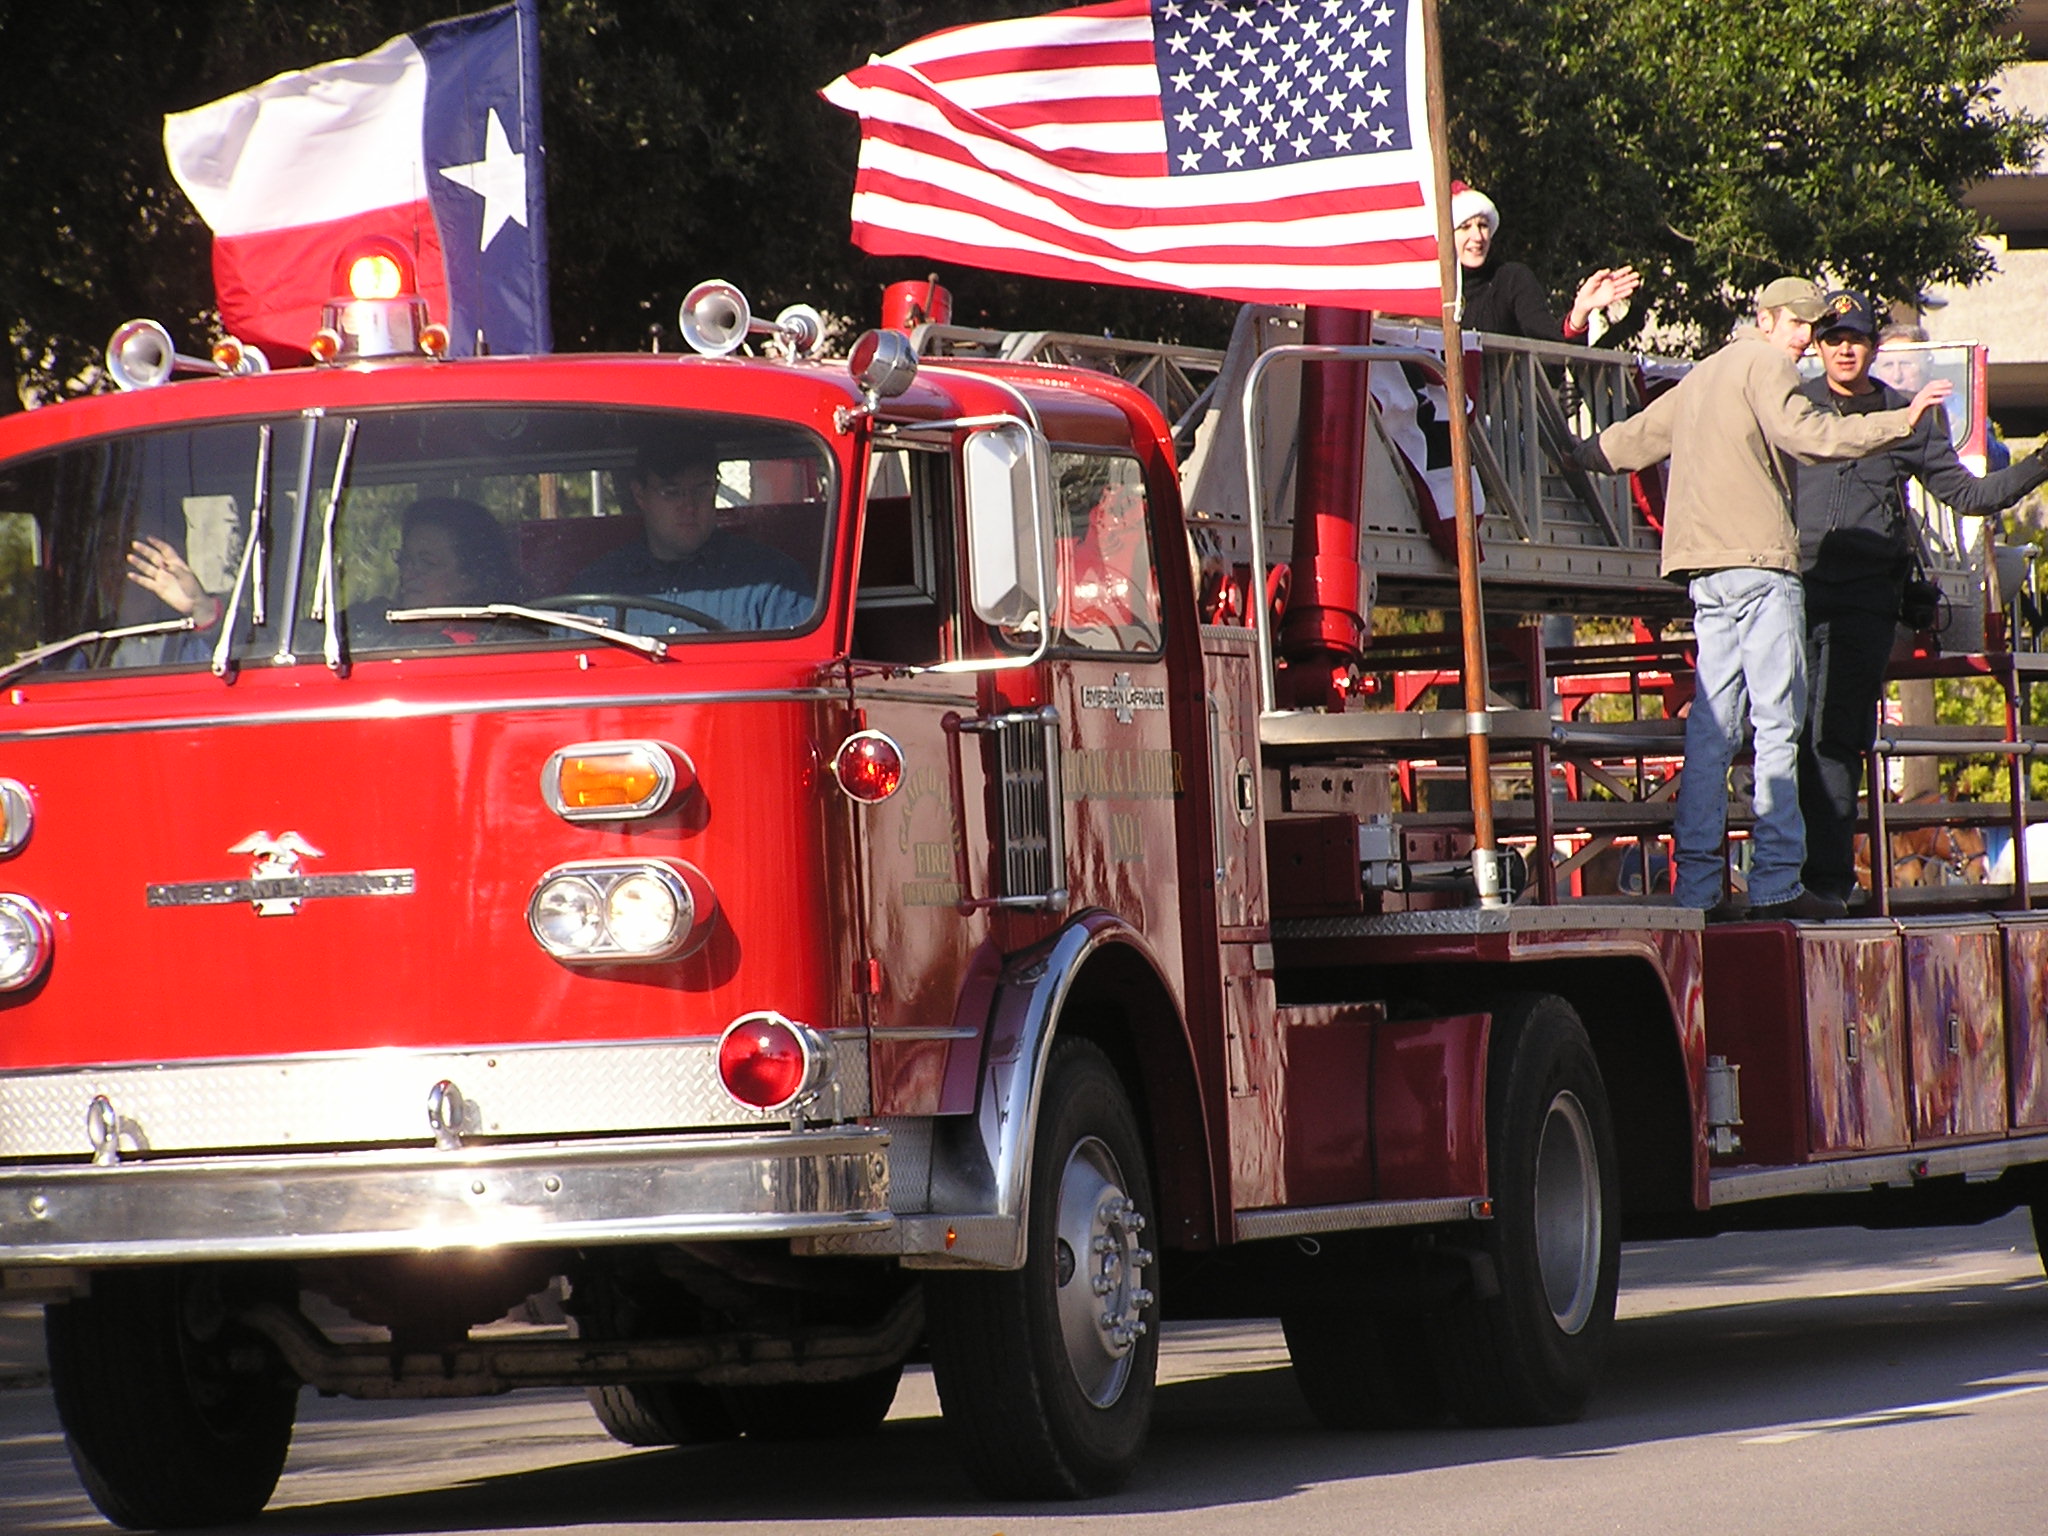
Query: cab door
1042 451 1180 948
846 444 994 1116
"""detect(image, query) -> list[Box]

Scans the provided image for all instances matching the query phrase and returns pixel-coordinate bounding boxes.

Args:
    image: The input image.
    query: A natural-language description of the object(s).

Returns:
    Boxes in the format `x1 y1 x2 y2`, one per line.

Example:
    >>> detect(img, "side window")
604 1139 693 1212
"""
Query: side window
853 446 955 665
1053 452 1160 654
0 512 40 664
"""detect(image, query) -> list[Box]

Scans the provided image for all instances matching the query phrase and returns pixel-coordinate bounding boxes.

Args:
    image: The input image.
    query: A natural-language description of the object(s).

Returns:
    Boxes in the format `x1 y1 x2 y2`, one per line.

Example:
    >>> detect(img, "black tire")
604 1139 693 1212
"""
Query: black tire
45 1264 300 1530
587 1380 738 1448
719 1362 904 1441
926 1038 1160 1498
1282 1303 1445 1431
573 1269 738 1449
1430 993 1620 1427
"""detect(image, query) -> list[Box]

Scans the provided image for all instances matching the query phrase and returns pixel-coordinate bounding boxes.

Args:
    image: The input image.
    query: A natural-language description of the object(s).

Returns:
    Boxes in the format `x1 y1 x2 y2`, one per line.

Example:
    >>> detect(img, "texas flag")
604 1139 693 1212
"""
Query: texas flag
164 0 551 361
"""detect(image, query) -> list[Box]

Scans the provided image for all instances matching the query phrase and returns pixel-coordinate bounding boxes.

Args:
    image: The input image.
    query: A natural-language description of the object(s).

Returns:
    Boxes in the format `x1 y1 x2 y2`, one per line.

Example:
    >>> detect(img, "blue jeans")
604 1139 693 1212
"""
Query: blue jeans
1676 569 1808 908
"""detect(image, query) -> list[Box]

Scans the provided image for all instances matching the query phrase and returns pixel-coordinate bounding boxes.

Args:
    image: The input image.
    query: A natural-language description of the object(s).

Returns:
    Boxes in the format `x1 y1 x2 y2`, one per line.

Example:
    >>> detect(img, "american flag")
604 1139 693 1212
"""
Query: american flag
821 0 1440 312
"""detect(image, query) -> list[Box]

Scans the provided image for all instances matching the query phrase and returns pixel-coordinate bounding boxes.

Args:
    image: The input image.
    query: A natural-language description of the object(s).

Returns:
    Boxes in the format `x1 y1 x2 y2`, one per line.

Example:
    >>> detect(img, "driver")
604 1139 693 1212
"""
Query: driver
577 441 812 632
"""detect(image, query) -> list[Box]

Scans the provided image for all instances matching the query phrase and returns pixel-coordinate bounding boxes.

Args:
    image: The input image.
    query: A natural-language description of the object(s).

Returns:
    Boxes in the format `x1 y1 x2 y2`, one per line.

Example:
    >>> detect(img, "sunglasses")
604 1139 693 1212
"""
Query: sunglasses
1816 330 1874 346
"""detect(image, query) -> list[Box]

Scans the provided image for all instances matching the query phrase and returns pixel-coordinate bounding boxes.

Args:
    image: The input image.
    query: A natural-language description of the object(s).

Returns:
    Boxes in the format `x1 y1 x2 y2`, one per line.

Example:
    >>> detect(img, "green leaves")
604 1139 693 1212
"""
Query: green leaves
1445 0 2042 348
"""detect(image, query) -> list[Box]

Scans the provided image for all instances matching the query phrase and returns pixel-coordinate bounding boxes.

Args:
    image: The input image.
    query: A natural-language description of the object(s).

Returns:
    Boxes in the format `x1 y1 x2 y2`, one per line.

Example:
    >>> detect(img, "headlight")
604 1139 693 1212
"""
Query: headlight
526 861 713 963
531 877 603 953
0 780 31 857
0 895 53 991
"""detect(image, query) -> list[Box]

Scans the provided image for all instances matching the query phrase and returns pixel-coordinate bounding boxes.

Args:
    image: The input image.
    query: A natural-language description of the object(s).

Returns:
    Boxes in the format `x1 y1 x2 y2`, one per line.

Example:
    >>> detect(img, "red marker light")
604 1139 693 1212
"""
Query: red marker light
420 323 451 357
309 328 342 364
832 730 905 803
717 1013 825 1112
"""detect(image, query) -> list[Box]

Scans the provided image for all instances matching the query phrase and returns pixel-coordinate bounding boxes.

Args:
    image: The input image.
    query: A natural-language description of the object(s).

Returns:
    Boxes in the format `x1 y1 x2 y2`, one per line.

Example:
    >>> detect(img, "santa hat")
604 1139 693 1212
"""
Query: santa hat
1450 180 1499 234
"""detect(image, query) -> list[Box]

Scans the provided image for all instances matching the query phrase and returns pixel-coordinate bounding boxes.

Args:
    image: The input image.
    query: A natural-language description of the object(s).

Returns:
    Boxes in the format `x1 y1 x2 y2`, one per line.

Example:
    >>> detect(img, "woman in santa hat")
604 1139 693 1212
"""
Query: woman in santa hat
1451 182 1641 343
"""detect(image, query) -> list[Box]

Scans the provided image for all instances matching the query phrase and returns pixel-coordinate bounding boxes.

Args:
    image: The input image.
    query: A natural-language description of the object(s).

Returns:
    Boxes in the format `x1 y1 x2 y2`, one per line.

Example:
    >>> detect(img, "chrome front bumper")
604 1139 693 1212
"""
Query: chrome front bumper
0 1127 891 1265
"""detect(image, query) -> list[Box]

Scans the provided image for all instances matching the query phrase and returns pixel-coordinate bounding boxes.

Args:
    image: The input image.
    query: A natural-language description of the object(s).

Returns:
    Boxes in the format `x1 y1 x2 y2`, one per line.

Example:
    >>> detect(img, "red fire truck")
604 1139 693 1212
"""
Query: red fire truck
1 255 2044 1529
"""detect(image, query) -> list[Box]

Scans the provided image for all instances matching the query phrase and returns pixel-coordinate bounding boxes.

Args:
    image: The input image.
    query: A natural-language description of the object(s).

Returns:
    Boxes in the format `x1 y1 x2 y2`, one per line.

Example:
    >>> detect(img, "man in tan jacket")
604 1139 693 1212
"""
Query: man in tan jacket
1577 277 1952 918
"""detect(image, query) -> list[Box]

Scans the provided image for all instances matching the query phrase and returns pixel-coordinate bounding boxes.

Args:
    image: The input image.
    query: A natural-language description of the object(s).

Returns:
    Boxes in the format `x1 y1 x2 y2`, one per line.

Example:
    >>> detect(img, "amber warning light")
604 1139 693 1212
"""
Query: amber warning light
313 236 442 362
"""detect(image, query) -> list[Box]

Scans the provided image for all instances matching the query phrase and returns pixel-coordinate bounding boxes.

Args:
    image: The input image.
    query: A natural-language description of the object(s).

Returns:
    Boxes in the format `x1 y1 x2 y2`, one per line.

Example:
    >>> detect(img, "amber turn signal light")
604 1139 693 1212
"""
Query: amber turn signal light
542 740 692 822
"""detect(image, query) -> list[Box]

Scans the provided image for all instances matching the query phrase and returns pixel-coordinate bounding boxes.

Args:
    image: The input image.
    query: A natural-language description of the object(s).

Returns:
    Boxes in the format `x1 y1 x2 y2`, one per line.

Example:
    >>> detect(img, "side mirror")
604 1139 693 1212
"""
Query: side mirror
961 422 1049 631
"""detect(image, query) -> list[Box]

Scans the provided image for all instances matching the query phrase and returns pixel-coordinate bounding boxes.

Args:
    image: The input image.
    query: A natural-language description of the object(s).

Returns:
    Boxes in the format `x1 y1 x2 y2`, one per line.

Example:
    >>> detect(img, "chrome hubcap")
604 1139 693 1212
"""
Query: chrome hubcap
1533 1089 1602 1334
1052 1135 1154 1407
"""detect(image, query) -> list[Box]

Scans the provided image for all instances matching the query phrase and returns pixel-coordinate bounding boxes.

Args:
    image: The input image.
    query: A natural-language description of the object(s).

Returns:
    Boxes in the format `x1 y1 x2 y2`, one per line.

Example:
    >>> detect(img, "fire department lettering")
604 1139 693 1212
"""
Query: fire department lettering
1062 748 1183 801
148 830 415 917
1081 672 1166 723
895 767 963 907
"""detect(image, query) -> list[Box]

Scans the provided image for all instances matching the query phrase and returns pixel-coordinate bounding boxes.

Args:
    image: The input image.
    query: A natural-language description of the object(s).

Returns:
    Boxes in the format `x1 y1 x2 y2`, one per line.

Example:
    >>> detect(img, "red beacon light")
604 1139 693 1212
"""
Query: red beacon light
313 236 439 362
717 1013 831 1114
832 729 905 803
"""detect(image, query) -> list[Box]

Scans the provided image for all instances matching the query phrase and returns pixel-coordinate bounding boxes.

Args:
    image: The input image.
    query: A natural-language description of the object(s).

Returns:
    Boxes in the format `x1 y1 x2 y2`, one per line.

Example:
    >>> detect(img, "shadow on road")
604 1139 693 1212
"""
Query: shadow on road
23 1251 2029 1536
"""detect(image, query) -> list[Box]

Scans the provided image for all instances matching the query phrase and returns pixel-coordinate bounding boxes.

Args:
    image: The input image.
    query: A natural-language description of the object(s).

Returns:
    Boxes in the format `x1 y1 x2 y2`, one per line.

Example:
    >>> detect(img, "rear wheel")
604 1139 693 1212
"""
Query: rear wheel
587 1380 737 1448
573 1270 737 1448
926 1038 1159 1498
1430 993 1620 1427
1283 1300 1444 1430
720 1362 904 1441
46 1264 300 1530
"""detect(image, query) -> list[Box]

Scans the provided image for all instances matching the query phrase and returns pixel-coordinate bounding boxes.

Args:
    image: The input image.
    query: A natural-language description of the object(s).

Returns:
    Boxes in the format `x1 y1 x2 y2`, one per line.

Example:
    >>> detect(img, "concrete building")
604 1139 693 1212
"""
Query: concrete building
1921 0 2048 434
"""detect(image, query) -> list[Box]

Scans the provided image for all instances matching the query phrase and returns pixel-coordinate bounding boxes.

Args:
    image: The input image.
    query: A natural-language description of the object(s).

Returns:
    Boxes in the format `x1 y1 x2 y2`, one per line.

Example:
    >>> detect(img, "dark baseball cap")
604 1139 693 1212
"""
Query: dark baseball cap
1817 290 1880 338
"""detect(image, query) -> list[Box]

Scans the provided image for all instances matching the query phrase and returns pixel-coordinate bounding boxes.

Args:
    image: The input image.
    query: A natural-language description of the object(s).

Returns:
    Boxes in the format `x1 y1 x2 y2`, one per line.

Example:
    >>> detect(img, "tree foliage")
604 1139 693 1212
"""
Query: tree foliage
0 0 2040 408
1446 0 2043 345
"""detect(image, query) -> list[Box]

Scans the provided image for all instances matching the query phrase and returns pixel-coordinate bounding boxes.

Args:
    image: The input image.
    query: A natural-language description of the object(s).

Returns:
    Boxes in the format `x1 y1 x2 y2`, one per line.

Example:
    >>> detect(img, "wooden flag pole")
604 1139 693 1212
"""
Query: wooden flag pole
1417 0 1503 908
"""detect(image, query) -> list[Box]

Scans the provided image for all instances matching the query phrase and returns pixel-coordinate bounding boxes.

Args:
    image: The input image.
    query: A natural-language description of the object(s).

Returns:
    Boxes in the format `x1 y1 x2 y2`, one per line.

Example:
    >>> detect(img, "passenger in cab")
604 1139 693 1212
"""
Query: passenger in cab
577 441 812 632
361 497 521 645
1451 182 1641 344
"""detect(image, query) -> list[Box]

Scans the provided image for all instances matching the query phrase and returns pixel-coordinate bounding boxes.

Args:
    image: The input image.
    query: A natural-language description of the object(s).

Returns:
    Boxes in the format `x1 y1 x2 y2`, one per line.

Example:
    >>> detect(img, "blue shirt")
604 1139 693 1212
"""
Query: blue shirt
574 530 815 634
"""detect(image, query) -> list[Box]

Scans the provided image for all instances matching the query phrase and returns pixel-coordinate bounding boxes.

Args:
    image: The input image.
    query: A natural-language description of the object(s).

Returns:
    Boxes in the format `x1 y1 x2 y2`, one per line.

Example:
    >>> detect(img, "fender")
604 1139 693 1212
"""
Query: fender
805 909 1184 1270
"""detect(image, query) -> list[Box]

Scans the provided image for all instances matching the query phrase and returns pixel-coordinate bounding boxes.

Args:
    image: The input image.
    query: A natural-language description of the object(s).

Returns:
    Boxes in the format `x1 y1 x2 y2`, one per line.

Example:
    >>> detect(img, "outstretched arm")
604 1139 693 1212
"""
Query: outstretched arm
1906 407 2048 514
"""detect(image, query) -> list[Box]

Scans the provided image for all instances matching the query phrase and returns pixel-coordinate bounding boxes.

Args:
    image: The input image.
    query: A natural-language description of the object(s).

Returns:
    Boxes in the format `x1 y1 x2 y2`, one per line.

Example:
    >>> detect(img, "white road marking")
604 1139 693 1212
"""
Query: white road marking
1742 1382 2048 1444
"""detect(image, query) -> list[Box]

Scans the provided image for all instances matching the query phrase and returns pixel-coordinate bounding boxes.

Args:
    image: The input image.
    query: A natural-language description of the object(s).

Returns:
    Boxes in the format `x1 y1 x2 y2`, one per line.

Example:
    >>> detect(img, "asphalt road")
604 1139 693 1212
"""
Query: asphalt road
5 1214 2047 1535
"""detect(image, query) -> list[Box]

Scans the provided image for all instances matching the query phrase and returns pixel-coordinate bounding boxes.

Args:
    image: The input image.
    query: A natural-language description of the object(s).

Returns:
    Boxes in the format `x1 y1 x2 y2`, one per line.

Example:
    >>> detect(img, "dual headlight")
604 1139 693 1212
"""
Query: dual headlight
527 860 715 964
0 894 52 992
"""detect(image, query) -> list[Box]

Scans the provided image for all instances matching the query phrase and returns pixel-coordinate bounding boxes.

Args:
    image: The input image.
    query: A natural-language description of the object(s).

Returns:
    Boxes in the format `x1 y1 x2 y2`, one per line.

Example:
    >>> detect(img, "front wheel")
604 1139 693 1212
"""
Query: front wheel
45 1264 301 1530
1430 993 1620 1427
926 1038 1160 1498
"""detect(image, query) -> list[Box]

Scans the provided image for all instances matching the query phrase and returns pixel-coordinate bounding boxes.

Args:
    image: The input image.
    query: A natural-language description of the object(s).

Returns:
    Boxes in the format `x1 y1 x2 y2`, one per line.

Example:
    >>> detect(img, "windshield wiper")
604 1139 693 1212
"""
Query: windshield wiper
0 618 197 687
212 422 273 679
383 604 671 660
307 417 360 674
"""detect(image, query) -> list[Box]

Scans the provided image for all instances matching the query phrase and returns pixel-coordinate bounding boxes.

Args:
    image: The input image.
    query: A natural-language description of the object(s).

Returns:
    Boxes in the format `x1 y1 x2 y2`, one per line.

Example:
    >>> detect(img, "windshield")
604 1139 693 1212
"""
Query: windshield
0 405 836 678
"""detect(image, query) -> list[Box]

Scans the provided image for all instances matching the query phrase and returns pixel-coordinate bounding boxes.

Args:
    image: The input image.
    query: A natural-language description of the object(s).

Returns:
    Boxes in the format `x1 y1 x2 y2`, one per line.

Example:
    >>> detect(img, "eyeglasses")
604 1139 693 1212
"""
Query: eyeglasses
1816 330 1874 347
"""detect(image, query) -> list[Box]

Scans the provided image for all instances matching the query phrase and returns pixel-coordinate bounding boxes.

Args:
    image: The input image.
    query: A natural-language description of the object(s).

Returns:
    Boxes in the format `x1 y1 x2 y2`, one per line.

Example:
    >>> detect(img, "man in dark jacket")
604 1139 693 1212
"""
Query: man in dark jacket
1796 291 2048 903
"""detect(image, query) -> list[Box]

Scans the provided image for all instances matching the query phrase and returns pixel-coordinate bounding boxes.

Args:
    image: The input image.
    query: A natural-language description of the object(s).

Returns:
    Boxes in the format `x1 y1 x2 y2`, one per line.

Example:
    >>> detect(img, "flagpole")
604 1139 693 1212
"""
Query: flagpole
1417 0 1502 908
516 0 553 353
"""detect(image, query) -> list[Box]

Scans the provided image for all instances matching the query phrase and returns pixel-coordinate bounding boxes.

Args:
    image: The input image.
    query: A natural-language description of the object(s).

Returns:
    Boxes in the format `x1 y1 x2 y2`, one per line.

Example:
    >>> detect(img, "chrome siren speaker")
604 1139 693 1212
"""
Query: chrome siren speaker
106 319 178 391
679 280 751 357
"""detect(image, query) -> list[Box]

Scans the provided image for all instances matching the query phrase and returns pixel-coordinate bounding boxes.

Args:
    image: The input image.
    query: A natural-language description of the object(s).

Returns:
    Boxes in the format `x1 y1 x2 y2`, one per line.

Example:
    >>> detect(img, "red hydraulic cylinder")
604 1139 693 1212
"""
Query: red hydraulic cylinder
1280 305 1373 709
